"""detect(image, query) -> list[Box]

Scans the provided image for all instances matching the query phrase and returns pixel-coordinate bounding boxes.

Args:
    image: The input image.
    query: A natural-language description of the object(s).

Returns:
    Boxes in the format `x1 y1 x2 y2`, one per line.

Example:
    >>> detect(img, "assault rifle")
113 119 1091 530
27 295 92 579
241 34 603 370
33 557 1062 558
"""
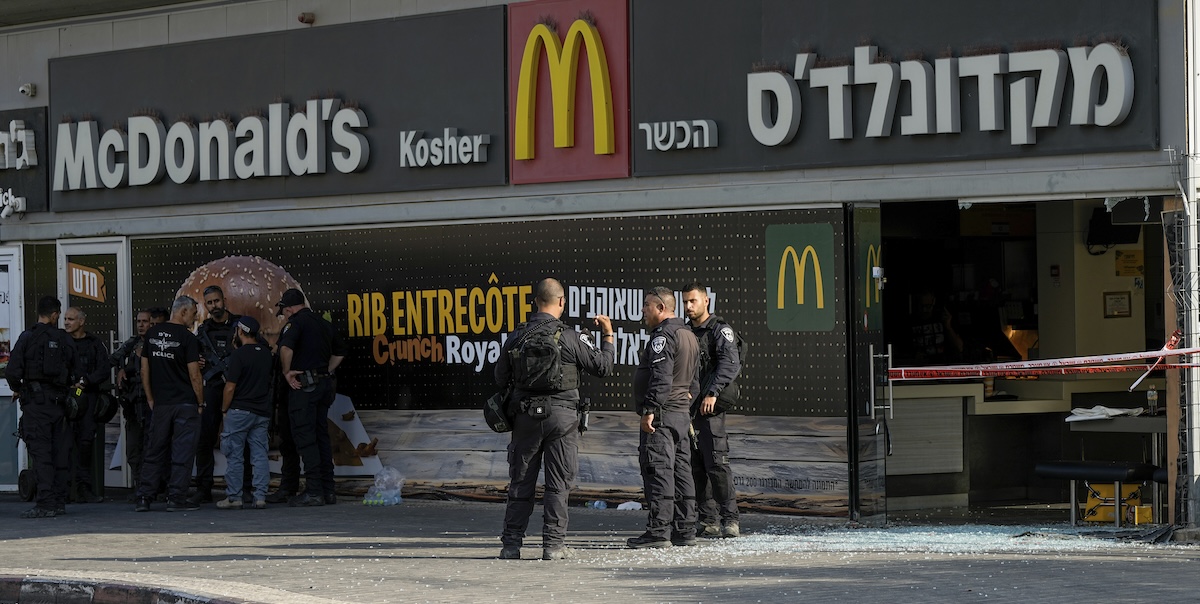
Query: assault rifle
198 326 231 383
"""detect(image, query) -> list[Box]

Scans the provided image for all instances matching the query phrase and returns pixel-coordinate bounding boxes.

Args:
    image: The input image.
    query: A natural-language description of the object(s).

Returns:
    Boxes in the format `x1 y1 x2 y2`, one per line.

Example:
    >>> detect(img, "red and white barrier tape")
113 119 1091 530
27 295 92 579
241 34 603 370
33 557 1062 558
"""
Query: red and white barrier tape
889 363 1200 380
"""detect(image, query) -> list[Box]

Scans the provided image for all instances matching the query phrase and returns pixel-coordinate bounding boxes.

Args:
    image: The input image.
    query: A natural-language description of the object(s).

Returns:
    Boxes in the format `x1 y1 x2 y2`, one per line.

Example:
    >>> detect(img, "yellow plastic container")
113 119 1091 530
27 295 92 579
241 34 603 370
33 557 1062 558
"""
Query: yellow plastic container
1083 483 1141 523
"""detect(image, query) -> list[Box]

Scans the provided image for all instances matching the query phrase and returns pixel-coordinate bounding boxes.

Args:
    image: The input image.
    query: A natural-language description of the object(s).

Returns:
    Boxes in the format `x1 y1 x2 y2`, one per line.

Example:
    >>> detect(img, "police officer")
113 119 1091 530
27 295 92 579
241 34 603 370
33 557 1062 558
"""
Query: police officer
190 285 241 505
217 316 273 510
277 288 346 507
135 296 203 512
8 296 77 518
627 286 700 549
110 309 152 496
681 283 742 538
496 278 615 561
63 307 112 503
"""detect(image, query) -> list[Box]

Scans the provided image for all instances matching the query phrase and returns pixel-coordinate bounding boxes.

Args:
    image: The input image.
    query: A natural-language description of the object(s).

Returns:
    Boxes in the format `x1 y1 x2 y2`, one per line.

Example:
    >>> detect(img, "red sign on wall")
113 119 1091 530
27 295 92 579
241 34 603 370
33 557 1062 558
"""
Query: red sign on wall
508 0 630 184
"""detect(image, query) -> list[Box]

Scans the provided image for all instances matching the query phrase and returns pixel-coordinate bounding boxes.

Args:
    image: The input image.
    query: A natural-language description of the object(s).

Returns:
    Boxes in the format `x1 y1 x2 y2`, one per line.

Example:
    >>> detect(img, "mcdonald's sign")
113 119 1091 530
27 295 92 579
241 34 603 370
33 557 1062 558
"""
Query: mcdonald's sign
855 207 883 330
508 0 630 185
766 224 835 331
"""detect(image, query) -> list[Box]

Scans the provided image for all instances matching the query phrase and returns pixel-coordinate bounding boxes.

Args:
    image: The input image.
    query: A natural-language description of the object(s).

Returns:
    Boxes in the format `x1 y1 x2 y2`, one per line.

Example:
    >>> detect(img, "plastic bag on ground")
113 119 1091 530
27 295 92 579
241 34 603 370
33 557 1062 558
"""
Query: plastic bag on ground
617 501 642 510
363 466 404 506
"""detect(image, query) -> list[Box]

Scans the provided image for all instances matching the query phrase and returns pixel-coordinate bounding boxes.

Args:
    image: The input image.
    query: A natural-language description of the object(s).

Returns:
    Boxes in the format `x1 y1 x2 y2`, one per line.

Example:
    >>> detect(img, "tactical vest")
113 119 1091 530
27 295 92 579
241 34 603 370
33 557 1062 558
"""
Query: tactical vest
509 320 579 392
25 325 70 387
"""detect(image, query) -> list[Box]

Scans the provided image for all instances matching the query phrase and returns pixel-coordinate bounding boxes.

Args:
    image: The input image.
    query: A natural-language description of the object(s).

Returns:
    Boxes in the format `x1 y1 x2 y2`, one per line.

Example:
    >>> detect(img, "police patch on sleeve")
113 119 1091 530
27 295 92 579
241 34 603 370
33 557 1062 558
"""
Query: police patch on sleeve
651 336 667 354
580 332 596 350
281 323 291 335
721 327 735 343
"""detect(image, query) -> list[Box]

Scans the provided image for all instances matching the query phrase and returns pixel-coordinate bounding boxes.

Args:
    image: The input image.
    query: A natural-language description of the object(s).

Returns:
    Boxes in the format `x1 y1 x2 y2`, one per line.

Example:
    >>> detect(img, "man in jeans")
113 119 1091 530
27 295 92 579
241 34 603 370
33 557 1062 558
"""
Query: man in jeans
217 317 273 510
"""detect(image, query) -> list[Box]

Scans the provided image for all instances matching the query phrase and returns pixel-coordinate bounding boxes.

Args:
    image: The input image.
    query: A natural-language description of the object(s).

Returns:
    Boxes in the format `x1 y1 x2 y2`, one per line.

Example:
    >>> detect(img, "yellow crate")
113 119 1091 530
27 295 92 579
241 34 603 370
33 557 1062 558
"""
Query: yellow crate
1083 483 1141 523
1126 505 1154 525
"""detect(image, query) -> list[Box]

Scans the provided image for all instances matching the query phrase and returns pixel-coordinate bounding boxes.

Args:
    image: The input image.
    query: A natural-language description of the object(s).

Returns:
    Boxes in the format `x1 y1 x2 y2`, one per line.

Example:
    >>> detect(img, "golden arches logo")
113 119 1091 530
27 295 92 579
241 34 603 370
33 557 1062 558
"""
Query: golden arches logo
514 19 615 161
866 244 881 307
776 245 825 309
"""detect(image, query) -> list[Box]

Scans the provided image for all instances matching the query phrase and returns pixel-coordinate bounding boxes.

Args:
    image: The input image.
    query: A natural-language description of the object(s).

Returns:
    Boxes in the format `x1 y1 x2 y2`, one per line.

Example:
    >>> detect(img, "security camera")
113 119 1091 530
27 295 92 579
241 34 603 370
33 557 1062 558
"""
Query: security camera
17 83 35 97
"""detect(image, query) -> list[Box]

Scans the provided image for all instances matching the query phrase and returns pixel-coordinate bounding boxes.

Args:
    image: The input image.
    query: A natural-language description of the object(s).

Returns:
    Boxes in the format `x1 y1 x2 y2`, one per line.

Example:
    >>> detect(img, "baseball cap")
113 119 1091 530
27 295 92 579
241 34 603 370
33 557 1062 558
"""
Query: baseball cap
275 288 306 314
235 316 260 336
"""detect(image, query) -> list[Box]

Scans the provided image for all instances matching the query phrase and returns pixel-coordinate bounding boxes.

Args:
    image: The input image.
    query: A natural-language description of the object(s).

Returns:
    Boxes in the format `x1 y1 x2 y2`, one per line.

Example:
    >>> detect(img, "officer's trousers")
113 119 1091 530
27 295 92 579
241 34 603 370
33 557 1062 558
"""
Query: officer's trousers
692 411 738 524
137 404 200 502
273 399 301 494
69 393 97 496
122 396 150 489
20 391 70 511
287 378 335 497
502 404 579 549
193 380 225 492
639 409 696 539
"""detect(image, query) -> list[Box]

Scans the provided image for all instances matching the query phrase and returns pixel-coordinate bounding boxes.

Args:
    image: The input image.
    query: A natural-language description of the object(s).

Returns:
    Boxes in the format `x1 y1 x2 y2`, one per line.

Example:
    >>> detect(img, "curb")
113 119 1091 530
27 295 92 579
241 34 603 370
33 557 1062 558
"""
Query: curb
0 576 246 604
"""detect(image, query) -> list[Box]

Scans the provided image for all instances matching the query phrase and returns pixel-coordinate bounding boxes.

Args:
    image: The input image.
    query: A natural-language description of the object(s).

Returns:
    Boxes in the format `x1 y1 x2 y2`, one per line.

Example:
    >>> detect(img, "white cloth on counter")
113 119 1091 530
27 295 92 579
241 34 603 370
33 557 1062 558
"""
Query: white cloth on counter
1065 405 1145 422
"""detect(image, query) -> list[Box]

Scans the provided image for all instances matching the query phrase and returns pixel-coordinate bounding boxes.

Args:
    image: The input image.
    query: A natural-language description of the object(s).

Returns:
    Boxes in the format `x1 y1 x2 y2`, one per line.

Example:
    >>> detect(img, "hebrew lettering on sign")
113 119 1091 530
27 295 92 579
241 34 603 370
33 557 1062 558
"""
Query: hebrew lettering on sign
746 43 1134 147
638 119 719 151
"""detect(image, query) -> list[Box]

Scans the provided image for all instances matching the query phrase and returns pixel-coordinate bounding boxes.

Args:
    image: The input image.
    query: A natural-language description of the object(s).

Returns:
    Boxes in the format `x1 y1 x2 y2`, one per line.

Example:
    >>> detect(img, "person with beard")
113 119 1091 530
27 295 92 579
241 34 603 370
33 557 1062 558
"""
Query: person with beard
680 283 742 538
63 307 112 503
189 285 241 505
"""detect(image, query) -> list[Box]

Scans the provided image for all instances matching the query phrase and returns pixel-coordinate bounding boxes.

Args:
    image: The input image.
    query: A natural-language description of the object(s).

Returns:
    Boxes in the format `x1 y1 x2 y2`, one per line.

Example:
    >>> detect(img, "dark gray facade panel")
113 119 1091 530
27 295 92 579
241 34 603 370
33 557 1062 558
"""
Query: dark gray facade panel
0 108 47 212
49 8 507 211
632 0 1159 176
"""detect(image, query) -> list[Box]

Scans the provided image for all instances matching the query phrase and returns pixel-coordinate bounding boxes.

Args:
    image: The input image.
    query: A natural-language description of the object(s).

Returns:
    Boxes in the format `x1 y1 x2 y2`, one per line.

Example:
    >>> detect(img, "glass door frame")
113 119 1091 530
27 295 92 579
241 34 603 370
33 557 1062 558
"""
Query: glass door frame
0 245 23 492
57 236 131 487
56 237 131 342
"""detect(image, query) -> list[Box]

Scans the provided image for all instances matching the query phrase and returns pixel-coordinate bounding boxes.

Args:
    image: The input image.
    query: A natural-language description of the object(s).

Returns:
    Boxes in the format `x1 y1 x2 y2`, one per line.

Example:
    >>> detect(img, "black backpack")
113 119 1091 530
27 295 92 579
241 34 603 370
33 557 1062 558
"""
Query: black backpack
509 320 579 392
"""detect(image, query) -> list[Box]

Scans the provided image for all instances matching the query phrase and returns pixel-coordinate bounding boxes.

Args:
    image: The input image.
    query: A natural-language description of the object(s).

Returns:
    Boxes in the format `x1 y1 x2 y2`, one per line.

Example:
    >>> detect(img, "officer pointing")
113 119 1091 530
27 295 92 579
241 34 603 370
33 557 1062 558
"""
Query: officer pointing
496 278 615 561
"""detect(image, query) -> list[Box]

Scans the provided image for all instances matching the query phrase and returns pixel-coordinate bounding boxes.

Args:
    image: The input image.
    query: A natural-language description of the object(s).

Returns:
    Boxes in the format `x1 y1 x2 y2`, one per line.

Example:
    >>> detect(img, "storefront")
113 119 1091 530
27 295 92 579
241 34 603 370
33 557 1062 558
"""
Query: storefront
0 0 1193 524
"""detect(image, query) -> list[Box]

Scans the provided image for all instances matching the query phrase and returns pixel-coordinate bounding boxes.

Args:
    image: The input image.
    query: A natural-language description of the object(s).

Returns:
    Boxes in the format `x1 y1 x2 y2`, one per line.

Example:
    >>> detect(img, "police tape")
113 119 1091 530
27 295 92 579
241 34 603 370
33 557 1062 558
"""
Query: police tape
909 345 1200 372
890 363 1200 380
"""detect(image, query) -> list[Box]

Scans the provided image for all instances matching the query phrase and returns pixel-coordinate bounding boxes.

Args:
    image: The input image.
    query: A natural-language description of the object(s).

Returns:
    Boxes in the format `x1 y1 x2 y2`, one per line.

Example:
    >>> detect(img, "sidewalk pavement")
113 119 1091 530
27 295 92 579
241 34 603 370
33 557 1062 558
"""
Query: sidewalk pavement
2 491 1200 603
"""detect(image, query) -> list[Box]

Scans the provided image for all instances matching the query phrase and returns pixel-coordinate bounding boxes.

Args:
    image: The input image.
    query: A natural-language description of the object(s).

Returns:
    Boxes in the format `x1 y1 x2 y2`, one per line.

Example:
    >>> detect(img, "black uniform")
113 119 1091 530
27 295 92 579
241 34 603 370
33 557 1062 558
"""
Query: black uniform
110 334 150 489
8 321 77 514
137 322 202 505
267 348 301 500
278 307 347 503
68 332 111 500
689 315 742 528
194 313 240 498
495 312 614 553
633 317 700 542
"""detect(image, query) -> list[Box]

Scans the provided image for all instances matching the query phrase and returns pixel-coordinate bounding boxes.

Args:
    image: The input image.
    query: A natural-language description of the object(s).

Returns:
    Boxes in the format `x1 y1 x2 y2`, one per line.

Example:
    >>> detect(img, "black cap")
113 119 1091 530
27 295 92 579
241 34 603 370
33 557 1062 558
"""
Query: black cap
275 288 305 315
235 316 260 336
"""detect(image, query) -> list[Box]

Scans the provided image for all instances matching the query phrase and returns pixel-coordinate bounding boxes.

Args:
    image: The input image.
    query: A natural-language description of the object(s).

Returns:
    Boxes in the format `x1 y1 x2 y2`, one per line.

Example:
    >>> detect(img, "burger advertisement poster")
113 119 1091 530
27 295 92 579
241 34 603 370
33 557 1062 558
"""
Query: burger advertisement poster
131 208 852 417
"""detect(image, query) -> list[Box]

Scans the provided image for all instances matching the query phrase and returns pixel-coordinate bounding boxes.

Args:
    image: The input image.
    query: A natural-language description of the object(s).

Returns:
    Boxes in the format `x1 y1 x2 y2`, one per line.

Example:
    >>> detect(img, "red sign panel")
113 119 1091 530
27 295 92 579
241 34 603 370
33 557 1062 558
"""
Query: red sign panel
508 0 630 184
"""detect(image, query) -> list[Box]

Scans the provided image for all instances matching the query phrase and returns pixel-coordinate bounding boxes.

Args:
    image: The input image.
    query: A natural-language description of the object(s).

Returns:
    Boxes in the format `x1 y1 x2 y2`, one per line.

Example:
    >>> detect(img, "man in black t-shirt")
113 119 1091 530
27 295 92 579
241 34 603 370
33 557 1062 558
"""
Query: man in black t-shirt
135 296 203 512
277 288 347 507
217 316 273 510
